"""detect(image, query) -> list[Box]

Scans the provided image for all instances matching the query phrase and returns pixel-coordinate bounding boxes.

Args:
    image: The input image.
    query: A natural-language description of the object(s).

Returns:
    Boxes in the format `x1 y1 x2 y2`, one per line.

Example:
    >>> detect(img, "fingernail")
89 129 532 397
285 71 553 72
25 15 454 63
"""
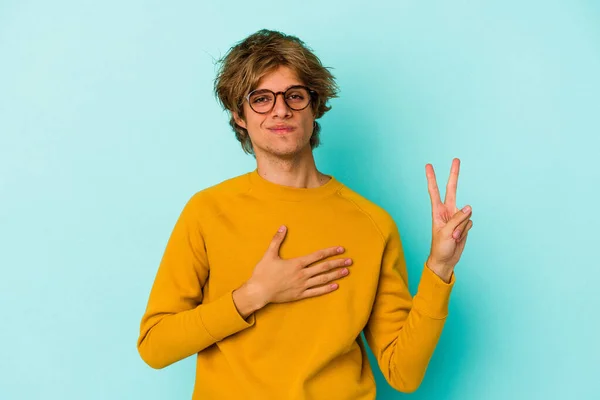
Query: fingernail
462 206 471 213
337 247 344 253
341 268 348 275
278 225 286 232
345 259 352 265
453 230 460 239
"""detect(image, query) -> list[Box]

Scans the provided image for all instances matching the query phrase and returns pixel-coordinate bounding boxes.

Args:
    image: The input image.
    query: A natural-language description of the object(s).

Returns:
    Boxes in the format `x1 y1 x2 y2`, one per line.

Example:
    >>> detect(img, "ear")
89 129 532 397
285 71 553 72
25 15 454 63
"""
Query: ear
232 111 247 129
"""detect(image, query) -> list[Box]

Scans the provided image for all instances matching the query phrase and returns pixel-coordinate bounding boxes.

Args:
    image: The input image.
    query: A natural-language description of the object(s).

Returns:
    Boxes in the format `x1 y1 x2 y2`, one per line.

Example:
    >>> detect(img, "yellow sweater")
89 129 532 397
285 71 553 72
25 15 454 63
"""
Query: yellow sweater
137 169 455 399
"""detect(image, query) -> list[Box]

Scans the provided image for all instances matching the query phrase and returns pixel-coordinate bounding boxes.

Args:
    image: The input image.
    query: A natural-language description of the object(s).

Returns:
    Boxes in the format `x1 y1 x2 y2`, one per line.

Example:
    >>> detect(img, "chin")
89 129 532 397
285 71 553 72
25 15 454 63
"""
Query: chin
269 148 303 159
259 143 311 159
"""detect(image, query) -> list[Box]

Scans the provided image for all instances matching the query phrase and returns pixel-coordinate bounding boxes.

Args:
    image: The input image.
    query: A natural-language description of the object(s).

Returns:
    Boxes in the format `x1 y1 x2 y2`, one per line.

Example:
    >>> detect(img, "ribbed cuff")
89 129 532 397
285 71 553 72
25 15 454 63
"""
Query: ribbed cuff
412 262 455 319
198 289 256 341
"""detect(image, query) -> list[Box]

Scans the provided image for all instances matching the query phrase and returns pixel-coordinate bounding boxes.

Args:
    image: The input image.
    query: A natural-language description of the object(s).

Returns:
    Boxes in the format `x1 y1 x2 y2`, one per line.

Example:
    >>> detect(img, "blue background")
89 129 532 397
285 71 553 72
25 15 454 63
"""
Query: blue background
1 1 599 399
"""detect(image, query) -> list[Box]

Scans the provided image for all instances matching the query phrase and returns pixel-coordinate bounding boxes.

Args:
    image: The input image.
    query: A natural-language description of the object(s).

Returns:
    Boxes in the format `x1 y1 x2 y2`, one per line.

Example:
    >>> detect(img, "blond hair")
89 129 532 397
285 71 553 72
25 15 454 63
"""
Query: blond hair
214 29 339 155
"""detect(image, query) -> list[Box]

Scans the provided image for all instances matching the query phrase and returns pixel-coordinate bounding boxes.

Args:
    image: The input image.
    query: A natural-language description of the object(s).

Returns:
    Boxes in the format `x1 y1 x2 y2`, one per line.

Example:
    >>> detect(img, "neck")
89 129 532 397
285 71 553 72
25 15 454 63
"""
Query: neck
254 146 329 189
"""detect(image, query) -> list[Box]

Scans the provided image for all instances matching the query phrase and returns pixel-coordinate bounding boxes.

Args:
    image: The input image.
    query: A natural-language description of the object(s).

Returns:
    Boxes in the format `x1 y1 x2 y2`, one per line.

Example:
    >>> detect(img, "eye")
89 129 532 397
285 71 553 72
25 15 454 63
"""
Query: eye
250 92 274 105
286 92 305 101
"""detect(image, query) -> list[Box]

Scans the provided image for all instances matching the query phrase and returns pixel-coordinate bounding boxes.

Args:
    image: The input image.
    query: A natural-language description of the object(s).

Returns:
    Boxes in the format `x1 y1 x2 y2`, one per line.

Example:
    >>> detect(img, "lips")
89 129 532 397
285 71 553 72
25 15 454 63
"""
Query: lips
267 125 296 134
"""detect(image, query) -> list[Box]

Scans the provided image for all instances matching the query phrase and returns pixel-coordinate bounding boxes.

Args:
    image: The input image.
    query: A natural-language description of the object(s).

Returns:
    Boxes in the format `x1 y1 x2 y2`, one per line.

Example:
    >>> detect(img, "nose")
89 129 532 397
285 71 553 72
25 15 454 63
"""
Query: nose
271 92 292 118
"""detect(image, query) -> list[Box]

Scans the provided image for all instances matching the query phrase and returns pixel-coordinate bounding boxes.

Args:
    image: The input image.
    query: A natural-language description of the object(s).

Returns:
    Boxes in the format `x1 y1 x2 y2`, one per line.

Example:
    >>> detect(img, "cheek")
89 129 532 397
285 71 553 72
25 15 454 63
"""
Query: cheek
300 111 314 129
246 115 268 136
239 106 265 130
304 117 315 133
255 116 268 130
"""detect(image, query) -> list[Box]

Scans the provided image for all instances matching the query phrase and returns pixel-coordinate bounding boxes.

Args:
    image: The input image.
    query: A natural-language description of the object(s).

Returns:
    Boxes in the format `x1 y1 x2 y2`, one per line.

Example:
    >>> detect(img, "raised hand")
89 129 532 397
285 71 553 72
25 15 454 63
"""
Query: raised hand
232 225 352 318
425 158 473 282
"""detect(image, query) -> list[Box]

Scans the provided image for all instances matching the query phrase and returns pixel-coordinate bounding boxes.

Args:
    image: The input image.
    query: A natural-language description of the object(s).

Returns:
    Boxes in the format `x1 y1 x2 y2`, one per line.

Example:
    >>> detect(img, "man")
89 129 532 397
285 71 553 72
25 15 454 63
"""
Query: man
137 29 473 400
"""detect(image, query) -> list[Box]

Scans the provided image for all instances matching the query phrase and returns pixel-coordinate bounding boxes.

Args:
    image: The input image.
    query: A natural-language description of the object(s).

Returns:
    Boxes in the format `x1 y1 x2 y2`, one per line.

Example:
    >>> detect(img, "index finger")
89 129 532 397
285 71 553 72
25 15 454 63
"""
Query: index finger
297 246 345 267
425 163 442 209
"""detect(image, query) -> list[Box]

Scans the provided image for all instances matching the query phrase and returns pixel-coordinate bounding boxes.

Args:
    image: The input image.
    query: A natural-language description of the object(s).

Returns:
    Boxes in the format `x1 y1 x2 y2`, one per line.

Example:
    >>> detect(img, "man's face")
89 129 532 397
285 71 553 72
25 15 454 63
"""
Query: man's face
233 66 315 160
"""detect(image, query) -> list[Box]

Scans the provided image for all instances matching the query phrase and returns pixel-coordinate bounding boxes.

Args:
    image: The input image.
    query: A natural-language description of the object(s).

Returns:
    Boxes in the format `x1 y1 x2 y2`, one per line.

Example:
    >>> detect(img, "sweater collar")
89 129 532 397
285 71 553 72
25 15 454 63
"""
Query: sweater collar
247 169 342 202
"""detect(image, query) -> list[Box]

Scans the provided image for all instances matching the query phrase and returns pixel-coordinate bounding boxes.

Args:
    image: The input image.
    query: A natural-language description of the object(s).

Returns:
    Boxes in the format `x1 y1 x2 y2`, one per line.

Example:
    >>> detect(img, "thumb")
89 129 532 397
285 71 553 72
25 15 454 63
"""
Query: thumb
266 225 287 258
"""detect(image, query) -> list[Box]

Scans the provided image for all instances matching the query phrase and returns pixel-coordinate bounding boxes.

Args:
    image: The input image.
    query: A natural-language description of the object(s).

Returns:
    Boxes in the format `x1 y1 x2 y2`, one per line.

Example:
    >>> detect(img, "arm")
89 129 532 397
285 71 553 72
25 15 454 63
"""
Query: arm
137 194 255 369
363 219 455 393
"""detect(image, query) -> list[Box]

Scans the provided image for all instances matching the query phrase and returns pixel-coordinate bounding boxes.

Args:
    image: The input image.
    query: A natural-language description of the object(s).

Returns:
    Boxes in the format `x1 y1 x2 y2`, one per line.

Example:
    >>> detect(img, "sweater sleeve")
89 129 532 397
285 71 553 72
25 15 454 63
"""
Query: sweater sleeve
137 193 255 369
363 218 455 393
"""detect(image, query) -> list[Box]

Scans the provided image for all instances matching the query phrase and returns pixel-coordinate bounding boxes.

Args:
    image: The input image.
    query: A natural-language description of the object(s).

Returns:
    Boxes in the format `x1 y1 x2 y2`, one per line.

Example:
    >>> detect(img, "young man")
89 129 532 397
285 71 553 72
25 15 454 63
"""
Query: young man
137 29 473 399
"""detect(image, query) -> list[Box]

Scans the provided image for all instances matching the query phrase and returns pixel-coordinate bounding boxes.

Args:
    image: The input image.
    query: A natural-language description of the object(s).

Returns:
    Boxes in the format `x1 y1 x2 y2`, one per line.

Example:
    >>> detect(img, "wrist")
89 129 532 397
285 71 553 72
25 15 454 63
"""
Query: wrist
232 281 268 319
426 257 454 283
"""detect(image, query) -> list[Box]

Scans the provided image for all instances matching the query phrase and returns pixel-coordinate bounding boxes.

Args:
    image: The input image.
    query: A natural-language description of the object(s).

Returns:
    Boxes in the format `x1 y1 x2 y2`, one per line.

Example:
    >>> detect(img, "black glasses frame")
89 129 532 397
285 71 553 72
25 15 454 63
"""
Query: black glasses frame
243 85 317 114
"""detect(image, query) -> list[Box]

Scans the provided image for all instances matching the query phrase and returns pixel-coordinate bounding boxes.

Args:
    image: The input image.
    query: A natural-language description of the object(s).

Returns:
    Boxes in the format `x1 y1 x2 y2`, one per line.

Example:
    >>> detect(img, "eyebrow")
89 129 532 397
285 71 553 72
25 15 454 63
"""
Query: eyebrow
252 84 304 93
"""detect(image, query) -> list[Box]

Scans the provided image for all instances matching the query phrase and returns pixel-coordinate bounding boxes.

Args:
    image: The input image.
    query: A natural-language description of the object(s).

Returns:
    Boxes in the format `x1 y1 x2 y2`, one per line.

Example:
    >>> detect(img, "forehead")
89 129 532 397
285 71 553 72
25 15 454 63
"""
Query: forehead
255 65 304 91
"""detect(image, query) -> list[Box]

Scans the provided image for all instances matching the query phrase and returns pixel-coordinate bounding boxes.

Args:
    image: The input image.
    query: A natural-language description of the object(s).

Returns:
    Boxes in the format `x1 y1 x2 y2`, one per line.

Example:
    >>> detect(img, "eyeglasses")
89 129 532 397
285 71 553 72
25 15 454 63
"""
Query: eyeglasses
244 85 316 114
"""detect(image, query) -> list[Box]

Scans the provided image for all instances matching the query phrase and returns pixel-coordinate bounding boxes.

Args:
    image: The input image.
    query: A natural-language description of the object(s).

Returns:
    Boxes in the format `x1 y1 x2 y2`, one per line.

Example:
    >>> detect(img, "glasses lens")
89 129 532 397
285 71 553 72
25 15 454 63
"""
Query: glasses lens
248 90 275 113
284 87 310 110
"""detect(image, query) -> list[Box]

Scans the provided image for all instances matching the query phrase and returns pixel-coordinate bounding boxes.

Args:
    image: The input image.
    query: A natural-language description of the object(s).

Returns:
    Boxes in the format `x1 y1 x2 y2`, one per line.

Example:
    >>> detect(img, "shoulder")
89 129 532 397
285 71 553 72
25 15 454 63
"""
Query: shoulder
183 172 252 213
336 184 398 241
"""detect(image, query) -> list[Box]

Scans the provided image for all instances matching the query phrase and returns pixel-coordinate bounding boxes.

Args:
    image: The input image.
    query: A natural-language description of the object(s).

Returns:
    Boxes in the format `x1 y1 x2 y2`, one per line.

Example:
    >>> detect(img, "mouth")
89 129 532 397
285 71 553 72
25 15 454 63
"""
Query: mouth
267 126 296 135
